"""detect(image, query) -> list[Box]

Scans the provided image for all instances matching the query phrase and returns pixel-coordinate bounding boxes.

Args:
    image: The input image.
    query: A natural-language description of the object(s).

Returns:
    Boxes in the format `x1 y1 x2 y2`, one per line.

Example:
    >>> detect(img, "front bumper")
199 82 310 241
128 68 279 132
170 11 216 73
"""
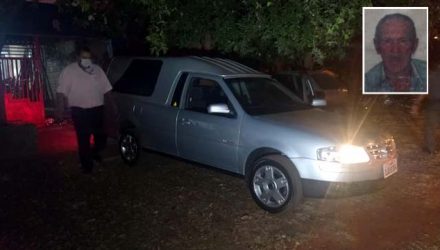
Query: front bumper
290 156 398 183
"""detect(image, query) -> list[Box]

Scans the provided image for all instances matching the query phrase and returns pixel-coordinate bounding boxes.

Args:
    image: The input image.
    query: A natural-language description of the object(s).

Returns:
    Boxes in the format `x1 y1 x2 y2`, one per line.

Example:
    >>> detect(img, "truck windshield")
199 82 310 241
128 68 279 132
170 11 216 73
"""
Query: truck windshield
225 77 310 115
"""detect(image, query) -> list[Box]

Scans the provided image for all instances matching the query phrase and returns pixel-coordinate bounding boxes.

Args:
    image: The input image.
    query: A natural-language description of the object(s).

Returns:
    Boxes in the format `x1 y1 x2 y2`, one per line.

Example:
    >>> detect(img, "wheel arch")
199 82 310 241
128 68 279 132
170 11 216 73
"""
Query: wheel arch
119 120 136 134
244 147 290 183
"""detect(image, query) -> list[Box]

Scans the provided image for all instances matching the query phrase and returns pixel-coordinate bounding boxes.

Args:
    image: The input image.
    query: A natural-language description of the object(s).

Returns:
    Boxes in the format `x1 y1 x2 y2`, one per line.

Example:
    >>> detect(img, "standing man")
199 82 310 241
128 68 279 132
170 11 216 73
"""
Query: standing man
365 13 426 92
56 46 113 173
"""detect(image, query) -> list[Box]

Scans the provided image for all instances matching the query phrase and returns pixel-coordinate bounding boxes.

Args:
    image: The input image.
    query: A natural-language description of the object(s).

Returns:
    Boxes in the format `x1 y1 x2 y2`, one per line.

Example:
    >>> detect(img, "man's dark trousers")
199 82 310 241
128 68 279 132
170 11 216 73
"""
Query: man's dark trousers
71 106 106 172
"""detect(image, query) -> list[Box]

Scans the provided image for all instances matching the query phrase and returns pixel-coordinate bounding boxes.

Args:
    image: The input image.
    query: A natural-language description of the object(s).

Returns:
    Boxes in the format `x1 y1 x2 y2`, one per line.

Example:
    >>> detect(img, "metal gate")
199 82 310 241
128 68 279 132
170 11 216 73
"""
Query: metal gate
0 37 45 125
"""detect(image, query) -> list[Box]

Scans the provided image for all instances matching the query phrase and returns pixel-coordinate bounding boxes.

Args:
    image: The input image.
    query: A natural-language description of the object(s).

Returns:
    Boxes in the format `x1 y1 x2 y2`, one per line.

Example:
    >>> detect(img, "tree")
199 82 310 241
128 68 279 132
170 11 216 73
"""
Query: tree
56 0 151 38
58 0 370 66
139 0 372 66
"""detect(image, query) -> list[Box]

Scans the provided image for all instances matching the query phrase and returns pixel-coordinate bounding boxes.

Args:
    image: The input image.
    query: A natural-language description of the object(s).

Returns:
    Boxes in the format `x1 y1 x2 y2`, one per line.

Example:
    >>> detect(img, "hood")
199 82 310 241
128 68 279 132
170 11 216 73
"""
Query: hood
255 108 384 146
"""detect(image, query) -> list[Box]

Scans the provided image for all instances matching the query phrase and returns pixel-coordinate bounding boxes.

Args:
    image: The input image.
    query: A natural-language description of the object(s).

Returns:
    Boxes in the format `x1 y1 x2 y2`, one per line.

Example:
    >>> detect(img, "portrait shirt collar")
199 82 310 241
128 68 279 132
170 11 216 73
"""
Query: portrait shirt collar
379 60 424 92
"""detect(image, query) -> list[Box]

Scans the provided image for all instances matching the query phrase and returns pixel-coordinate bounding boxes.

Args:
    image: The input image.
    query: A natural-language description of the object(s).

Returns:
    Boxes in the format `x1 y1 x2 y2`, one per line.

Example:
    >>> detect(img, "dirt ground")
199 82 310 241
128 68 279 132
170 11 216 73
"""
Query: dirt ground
1 101 440 250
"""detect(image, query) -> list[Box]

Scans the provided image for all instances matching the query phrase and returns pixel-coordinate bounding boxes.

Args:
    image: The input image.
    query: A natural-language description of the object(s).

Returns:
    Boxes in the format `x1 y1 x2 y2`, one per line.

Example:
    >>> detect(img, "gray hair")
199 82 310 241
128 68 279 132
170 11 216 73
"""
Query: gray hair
374 13 417 41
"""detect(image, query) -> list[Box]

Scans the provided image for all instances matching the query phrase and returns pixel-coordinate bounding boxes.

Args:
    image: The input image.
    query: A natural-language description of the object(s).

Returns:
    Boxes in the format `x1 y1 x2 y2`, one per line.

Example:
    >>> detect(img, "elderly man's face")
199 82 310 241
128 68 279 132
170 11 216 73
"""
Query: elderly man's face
375 19 418 75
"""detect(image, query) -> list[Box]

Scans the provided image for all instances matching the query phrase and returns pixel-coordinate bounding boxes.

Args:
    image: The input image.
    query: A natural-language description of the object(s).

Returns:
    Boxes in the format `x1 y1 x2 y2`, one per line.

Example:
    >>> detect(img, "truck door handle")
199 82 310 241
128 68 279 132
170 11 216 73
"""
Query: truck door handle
181 118 192 125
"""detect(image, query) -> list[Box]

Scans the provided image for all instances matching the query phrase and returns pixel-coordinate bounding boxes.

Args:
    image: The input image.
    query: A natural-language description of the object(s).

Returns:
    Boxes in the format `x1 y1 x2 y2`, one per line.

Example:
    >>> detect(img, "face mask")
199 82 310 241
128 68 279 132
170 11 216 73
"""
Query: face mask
80 58 92 68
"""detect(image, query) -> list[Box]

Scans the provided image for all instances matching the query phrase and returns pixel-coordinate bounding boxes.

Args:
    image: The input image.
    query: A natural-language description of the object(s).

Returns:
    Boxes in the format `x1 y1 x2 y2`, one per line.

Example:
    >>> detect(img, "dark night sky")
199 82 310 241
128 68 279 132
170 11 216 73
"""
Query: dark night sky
3 2 96 38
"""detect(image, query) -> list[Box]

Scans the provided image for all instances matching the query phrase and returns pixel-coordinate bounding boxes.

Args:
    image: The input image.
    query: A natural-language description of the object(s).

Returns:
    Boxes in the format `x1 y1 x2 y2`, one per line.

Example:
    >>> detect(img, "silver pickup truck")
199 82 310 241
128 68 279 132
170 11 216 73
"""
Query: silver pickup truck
106 56 397 213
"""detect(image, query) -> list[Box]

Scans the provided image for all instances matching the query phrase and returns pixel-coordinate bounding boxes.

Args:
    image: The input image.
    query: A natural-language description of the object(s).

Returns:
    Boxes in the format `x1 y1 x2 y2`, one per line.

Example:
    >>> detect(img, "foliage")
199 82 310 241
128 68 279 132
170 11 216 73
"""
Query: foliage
57 0 371 65
147 0 372 65
56 0 150 38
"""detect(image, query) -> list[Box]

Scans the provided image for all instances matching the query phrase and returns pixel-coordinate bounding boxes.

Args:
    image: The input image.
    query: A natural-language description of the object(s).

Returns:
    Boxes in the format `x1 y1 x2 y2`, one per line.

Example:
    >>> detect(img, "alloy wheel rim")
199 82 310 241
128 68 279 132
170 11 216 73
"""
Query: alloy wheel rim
253 165 290 208
120 134 137 161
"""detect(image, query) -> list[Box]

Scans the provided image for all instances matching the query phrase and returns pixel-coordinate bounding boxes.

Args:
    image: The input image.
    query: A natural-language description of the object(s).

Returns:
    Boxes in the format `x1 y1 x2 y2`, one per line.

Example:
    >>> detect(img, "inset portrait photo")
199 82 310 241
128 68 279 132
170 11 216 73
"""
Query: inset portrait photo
363 7 428 94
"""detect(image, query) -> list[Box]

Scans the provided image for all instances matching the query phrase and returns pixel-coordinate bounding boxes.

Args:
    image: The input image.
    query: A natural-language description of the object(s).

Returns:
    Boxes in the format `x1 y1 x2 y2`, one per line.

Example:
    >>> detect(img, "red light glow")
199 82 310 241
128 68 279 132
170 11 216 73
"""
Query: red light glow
4 93 45 126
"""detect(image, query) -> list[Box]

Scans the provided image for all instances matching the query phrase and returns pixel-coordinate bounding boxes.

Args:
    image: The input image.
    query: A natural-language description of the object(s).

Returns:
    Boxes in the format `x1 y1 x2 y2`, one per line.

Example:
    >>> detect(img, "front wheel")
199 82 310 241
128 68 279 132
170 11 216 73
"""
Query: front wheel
249 155 303 213
119 132 140 166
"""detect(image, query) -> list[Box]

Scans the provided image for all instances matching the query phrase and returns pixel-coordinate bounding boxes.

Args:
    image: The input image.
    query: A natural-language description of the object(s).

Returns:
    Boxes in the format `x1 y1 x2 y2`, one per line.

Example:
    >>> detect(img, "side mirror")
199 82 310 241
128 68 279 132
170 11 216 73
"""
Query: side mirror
310 90 326 107
208 103 231 114
311 98 327 107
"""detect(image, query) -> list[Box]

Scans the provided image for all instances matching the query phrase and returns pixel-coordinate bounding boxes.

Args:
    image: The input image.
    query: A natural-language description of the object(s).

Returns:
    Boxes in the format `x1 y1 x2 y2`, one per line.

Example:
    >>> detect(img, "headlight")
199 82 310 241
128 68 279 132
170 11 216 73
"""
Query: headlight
317 144 370 164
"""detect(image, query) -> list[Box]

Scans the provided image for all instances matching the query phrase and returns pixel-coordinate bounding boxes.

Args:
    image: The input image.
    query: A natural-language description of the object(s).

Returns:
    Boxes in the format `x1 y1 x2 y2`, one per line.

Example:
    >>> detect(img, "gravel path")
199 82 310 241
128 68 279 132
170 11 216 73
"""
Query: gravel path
1 102 440 250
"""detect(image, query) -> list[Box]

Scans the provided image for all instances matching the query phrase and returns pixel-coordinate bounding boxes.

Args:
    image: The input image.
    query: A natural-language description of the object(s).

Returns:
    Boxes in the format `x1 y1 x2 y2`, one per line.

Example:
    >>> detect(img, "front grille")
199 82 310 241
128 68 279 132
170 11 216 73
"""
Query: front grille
365 138 396 159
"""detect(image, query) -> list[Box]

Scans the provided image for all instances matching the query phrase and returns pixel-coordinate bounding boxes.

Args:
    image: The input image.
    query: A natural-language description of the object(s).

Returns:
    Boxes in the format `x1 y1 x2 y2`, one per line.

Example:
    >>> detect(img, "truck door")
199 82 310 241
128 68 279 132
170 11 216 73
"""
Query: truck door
176 74 240 172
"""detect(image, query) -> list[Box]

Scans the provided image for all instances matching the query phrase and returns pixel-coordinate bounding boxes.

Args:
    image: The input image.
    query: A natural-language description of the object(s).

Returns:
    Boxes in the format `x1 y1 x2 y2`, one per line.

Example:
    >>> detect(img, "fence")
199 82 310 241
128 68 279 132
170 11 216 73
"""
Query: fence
0 41 45 125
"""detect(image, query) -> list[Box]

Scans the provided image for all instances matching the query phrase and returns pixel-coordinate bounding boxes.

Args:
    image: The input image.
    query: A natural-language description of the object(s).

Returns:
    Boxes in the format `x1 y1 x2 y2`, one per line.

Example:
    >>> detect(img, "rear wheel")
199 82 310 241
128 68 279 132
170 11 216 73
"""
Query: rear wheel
119 132 140 166
249 155 303 213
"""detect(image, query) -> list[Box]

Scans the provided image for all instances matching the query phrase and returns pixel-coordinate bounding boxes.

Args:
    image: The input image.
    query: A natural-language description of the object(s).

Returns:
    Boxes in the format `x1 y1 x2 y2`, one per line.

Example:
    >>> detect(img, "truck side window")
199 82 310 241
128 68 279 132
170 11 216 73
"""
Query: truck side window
113 59 162 96
171 72 188 107
274 74 303 100
293 75 304 100
185 77 232 115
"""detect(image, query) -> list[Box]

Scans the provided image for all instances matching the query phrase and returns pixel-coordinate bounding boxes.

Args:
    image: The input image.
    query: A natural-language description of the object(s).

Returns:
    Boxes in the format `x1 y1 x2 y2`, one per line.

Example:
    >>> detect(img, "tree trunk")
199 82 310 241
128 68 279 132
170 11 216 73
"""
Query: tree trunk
303 52 314 70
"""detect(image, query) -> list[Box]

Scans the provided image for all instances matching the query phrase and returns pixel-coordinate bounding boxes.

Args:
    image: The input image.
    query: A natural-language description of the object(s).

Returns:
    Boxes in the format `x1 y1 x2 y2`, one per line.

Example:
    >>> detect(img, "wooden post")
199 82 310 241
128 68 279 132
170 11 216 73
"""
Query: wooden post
33 36 45 124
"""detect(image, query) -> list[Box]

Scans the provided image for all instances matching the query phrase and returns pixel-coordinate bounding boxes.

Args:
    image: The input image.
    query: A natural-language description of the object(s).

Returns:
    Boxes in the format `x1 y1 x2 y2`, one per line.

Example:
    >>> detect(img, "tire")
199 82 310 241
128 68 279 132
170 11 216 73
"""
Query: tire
119 132 140 166
249 155 303 213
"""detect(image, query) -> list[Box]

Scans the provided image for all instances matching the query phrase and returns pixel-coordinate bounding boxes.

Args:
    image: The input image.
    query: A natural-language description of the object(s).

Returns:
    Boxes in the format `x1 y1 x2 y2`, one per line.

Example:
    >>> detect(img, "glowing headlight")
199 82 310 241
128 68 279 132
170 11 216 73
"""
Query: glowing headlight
317 144 370 164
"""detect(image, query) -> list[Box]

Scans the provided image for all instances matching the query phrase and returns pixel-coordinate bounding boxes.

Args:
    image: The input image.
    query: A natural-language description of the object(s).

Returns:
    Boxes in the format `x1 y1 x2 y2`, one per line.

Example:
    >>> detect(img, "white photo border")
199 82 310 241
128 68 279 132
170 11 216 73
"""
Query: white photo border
362 7 429 95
